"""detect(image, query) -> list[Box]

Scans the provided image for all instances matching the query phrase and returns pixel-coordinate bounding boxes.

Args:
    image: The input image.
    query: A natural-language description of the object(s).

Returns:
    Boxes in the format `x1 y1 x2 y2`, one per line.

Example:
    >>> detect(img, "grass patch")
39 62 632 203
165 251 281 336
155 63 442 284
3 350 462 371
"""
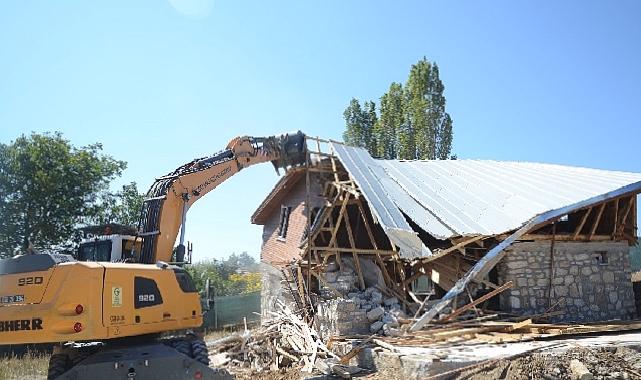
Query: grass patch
0 351 48 380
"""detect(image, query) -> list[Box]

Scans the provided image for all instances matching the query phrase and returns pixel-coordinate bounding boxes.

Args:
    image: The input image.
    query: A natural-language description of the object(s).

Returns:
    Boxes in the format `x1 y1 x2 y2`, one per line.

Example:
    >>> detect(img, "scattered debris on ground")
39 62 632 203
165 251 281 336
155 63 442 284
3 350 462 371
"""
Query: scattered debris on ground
207 301 364 378
453 346 641 380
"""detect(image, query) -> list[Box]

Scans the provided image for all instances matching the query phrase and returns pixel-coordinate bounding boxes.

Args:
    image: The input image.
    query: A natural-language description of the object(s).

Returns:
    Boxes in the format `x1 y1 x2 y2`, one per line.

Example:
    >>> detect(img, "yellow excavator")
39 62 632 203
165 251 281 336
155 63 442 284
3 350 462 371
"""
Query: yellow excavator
0 131 306 380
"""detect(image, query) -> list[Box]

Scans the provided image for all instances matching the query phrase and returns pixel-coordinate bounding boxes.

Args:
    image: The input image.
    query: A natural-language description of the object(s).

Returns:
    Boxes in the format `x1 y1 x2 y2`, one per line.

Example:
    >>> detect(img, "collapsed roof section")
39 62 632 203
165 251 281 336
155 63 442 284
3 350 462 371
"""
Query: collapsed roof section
331 143 431 259
331 142 641 249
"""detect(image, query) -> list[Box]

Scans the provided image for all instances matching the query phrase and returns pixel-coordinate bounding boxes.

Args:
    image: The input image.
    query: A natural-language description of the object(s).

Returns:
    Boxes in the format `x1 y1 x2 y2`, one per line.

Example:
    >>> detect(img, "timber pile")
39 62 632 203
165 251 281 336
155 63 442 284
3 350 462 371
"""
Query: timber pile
352 314 641 350
207 301 363 378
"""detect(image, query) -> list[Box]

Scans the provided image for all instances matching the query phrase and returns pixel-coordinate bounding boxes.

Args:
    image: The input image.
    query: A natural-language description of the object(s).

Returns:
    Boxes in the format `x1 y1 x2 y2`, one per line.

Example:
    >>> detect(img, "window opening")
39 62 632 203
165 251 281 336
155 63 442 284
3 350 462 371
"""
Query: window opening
278 206 292 239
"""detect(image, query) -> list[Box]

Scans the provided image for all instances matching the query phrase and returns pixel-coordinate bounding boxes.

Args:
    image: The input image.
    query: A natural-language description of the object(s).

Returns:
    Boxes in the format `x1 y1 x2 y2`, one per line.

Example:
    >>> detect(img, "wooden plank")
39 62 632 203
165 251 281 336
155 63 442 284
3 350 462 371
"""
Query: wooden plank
617 197 634 237
504 318 532 332
338 334 376 364
310 247 397 255
343 205 365 290
373 338 400 352
515 234 613 241
425 235 486 263
355 197 396 290
329 152 340 183
573 207 592 240
296 265 309 318
441 281 514 322
589 202 607 240
327 193 350 248
478 279 499 290
613 198 620 237
402 265 428 287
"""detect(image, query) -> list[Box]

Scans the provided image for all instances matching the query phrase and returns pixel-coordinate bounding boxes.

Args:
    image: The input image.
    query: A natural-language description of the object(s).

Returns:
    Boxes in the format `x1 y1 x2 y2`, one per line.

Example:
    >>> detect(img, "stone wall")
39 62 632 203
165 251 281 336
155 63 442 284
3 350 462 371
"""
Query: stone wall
314 261 405 340
260 263 294 320
315 298 370 338
497 241 636 322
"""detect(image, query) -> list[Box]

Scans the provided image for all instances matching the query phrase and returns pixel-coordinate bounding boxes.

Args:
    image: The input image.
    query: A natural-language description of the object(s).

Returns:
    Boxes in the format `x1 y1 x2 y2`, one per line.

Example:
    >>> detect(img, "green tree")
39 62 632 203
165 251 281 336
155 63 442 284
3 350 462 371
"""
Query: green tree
342 57 454 160
342 98 365 148
362 101 378 155
404 59 431 159
0 132 126 256
343 98 378 155
426 64 453 160
186 253 259 296
378 82 404 159
404 58 453 160
92 182 145 227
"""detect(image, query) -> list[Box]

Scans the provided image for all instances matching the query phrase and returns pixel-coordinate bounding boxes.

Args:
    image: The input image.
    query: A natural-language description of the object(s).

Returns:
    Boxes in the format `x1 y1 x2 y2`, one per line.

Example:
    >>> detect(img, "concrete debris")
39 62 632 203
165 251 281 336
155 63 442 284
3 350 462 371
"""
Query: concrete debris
370 321 384 333
382 324 402 336
383 297 399 306
382 312 399 328
367 307 385 322
569 359 594 380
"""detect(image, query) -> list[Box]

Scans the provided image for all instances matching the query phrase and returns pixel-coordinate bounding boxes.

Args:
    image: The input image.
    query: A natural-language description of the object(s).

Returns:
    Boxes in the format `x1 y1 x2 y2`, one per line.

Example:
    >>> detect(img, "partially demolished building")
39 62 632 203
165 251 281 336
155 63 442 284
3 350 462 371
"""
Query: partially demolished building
252 137 641 337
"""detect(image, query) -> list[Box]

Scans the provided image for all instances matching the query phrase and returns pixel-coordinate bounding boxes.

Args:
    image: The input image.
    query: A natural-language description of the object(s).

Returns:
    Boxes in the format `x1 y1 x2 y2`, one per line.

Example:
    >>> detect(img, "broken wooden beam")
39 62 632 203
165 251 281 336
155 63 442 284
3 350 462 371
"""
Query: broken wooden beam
441 281 514 322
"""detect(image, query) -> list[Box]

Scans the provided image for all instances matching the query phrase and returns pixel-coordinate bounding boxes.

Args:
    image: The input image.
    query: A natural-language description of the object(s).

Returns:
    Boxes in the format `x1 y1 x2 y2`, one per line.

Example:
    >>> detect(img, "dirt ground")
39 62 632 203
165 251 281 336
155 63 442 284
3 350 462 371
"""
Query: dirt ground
224 346 641 380
228 367 308 380
457 346 641 380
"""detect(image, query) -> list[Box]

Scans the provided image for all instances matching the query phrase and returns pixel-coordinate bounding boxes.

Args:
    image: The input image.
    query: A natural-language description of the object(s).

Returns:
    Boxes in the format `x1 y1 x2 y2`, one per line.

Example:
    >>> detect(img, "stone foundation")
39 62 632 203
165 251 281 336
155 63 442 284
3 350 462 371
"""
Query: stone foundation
260 263 294 320
314 263 405 340
497 241 636 322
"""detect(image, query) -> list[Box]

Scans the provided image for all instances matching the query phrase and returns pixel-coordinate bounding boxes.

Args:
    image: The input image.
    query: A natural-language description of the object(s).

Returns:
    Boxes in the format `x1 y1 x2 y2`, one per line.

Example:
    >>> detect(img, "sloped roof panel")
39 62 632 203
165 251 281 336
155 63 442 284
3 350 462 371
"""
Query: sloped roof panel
330 144 641 242
330 143 431 258
378 159 641 239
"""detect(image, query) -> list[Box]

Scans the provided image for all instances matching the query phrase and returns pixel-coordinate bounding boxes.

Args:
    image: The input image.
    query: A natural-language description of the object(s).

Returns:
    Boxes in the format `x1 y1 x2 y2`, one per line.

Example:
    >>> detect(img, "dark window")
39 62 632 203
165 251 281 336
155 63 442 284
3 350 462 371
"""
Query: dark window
78 240 112 262
134 277 164 309
594 251 609 265
412 274 434 296
173 268 198 293
278 206 292 240
301 207 321 242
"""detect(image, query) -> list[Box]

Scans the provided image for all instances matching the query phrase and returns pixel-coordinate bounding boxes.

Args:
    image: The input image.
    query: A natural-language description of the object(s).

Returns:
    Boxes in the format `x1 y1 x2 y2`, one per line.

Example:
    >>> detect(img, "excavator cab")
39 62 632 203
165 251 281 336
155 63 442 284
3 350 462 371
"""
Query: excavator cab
77 224 142 263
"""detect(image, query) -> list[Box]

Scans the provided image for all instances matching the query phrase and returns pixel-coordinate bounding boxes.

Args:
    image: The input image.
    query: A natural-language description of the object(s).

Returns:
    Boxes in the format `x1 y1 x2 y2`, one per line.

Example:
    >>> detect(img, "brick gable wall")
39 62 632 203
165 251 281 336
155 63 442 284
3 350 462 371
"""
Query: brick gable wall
260 174 324 266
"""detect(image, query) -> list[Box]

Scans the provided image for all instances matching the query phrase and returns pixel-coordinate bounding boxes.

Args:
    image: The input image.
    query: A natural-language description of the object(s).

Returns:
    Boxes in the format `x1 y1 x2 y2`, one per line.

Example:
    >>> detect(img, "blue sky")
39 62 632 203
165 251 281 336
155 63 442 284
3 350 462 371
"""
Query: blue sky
1 1 640 261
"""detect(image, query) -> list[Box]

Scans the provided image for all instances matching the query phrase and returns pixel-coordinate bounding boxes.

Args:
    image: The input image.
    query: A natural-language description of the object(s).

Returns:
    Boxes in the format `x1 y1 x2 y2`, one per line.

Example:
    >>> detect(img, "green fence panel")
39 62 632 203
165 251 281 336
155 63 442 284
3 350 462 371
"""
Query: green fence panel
203 291 261 329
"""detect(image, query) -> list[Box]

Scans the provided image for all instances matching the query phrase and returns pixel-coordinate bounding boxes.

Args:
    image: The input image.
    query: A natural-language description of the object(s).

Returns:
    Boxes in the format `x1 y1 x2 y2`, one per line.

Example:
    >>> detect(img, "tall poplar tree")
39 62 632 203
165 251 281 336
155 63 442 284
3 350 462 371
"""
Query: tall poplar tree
404 60 431 159
425 64 452 159
378 82 404 159
362 101 378 155
342 57 454 160
342 98 365 148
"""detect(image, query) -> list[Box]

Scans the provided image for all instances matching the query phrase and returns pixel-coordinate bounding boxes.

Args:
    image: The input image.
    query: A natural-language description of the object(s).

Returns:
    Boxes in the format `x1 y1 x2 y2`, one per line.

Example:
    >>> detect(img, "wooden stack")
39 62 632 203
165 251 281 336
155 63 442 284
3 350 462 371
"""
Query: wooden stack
207 301 363 378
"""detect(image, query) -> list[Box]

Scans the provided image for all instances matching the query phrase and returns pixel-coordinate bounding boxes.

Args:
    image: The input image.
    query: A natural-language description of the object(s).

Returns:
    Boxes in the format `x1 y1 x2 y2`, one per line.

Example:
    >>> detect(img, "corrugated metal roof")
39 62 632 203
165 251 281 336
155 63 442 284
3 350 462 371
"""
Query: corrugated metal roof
379 159 641 239
331 144 641 246
331 143 431 258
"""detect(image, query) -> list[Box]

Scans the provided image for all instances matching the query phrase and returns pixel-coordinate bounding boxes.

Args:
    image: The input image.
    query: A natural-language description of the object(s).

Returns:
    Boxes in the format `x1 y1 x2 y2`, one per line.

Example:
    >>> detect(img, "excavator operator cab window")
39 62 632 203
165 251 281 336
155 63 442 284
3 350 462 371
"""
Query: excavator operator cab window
172 268 198 293
78 240 112 262
121 239 141 261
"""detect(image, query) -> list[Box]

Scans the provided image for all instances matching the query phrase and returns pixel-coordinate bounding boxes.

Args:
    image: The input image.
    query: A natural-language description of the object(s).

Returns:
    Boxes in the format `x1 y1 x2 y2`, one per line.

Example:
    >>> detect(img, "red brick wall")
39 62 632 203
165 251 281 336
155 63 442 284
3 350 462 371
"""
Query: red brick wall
260 175 324 266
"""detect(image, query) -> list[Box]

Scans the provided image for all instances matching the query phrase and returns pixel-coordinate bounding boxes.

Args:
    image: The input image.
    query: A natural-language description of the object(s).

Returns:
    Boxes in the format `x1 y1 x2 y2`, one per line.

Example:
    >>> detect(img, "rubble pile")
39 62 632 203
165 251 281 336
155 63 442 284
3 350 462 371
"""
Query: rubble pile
315 265 408 338
208 301 363 377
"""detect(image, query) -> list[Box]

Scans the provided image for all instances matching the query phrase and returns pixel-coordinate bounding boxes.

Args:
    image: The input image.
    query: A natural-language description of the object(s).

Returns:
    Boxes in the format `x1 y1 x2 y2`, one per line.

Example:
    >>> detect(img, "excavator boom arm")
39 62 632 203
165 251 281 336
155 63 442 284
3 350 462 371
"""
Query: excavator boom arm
137 131 306 264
